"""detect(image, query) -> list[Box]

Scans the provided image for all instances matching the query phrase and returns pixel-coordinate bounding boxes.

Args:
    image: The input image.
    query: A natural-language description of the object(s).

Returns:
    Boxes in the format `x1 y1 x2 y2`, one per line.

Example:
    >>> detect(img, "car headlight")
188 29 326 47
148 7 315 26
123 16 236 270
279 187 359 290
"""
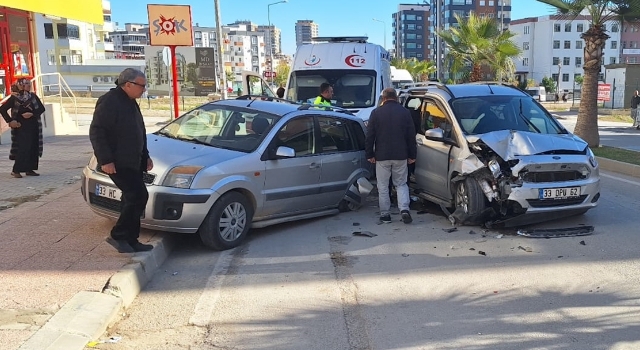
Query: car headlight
587 148 598 168
162 166 203 188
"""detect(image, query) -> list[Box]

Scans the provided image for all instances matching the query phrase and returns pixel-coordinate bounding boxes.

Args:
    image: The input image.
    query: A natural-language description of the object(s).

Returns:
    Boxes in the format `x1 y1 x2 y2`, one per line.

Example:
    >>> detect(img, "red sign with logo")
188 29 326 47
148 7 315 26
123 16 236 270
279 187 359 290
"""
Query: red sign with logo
345 54 366 67
263 71 276 78
597 84 611 101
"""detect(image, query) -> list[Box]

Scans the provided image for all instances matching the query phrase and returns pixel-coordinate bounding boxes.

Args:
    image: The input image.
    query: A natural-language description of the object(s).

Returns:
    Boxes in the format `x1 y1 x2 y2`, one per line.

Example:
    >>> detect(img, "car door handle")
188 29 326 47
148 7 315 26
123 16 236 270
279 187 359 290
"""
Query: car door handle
309 162 321 169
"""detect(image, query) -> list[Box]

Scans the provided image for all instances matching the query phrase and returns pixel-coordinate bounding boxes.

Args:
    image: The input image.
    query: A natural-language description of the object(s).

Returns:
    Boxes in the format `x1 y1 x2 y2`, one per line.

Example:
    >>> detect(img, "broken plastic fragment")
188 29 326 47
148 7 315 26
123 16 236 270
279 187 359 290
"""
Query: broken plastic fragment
518 246 533 253
495 234 503 239
517 226 594 238
353 231 377 238
442 228 457 233
478 251 487 256
579 240 586 246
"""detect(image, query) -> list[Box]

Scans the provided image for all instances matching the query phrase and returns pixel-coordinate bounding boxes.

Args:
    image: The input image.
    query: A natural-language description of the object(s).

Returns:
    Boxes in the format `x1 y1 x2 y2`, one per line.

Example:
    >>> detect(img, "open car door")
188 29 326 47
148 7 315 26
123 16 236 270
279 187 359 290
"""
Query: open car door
241 71 276 98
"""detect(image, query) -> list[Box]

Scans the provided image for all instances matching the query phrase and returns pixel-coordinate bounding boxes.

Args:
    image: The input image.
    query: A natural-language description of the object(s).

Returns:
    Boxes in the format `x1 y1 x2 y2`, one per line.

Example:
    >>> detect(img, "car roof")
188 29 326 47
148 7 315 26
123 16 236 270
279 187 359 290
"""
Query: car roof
205 98 364 123
400 82 529 101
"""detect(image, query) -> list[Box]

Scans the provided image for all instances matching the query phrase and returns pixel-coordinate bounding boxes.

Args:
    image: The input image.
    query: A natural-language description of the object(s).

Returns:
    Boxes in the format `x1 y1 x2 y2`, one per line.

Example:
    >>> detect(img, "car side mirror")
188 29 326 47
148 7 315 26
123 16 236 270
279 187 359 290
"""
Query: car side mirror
424 128 444 141
275 146 295 158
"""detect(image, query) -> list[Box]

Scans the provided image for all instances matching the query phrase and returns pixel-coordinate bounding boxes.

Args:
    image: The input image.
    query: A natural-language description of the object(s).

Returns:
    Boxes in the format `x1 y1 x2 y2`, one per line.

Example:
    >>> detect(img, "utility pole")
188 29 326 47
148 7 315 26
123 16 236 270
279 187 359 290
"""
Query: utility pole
214 0 227 99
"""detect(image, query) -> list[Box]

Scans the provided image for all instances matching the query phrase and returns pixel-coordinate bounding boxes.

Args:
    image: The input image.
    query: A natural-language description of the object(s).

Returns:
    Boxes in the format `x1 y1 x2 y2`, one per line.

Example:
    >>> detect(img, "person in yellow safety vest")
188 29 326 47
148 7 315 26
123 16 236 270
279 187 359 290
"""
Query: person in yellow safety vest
313 83 333 106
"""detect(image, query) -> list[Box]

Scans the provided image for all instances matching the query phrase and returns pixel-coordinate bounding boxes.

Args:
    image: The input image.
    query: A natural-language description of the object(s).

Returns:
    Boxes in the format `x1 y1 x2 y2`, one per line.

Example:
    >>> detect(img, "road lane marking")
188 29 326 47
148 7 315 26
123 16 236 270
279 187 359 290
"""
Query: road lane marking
600 172 640 186
189 249 235 327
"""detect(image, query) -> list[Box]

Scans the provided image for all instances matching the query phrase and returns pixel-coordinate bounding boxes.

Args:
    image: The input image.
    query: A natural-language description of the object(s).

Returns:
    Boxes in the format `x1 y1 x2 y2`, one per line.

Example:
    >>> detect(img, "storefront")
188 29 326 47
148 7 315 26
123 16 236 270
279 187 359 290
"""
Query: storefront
0 0 103 96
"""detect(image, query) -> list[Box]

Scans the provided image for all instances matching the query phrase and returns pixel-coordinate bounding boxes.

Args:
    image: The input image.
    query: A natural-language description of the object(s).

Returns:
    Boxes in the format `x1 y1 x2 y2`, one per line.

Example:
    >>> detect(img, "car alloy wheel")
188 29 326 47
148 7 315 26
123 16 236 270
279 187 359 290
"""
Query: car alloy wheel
219 202 247 242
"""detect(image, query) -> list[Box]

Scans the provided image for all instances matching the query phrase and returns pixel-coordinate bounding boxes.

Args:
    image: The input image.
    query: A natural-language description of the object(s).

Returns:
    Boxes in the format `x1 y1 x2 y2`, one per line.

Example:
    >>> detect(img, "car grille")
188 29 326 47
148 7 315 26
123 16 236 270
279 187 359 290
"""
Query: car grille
522 171 587 183
89 193 121 212
526 195 588 208
95 166 156 185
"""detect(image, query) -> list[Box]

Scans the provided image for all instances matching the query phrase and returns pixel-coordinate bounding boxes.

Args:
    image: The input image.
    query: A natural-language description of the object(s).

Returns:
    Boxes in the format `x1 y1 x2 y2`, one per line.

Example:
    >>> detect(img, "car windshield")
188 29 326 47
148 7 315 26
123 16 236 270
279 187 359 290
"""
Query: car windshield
450 95 566 135
156 104 280 153
288 69 377 108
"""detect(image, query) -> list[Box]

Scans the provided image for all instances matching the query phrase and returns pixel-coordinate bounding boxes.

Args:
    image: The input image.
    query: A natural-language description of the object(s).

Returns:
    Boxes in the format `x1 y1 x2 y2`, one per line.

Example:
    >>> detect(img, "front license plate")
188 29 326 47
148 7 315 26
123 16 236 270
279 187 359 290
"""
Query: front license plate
95 183 122 201
539 187 581 199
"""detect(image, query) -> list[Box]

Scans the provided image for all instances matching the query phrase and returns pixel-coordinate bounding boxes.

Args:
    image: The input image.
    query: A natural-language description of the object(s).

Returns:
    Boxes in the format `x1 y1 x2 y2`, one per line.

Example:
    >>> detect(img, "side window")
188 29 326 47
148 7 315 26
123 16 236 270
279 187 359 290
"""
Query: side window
274 116 315 156
422 101 452 137
247 75 275 97
348 120 366 150
318 116 356 153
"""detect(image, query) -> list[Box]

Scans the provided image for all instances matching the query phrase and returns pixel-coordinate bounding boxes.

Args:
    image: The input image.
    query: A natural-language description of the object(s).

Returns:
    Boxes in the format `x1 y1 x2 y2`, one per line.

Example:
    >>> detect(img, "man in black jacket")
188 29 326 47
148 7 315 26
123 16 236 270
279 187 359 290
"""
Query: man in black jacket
631 90 640 129
365 88 417 224
90 68 154 253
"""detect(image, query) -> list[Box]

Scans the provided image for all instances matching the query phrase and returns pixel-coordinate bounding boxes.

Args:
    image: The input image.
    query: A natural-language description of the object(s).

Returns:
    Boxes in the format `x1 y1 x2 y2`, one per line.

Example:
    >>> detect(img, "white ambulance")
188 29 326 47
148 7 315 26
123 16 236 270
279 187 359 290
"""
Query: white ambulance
286 36 392 123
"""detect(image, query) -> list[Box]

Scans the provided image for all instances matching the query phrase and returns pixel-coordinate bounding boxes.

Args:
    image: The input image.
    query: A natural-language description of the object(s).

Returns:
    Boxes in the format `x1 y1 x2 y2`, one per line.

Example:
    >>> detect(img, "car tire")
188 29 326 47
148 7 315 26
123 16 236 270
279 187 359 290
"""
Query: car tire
338 199 361 212
199 192 253 251
454 178 486 225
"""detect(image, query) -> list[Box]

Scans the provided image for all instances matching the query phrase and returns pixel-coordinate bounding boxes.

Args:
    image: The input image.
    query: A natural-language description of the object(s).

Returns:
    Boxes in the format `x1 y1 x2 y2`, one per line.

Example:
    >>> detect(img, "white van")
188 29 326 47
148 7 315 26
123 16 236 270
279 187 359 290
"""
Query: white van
284 36 392 123
391 66 414 90
525 86 547 102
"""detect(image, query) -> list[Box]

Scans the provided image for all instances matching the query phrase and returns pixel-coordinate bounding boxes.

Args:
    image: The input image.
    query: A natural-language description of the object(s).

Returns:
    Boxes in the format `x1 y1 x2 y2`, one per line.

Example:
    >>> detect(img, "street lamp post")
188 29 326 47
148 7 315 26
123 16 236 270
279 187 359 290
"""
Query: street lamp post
267 0 287 86
556 63 562 102
372 18 386 49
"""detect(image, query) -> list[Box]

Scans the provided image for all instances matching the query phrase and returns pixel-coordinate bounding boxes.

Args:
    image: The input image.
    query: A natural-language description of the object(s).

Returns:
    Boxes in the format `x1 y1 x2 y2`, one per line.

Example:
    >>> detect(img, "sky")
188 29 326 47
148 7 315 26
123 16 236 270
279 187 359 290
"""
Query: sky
109 0 560 55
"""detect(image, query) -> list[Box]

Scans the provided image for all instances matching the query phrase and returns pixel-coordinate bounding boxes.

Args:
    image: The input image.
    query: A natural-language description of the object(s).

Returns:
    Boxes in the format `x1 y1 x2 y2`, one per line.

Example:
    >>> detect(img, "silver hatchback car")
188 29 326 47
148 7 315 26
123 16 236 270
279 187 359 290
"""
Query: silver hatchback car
81 98 372 250
399 82 600 227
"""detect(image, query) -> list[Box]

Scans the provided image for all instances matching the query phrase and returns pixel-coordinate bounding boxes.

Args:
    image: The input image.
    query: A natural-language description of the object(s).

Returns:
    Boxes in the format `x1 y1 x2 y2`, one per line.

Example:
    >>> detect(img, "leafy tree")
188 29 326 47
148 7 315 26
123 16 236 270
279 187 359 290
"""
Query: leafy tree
437 12 521 82
537 0 640 146
186 63 197 87
541 76 557 94
225 68 235 86
274 61 290 88
574 75 584 87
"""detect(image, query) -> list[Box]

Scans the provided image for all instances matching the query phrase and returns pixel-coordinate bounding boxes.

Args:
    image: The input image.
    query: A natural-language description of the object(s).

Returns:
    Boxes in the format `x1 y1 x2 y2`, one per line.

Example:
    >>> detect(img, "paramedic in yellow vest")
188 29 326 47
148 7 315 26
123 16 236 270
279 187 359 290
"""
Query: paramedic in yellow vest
313 83 333 106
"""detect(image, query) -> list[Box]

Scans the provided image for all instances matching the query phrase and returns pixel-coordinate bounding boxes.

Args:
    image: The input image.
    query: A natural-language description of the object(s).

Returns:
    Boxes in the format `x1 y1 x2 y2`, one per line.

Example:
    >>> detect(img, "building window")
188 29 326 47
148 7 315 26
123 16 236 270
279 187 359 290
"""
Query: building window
623 41 627 48
480 0 486 4
406 14 416 20
563 74 569 82
612 24 619 32
552 73 559 81
523 42 529 50
576 41 583 49
565 23 571 32
610 57 616 64
417 54 423 58
632 41 638 49
611 41 617 49
406 43 416 49
574 73 581 80
43 23 53 39
552 57 559 65
524 26 530 34
554 23 561 32
553 40 560 49
407 33 417 40
577 23 584 32
523 57 529 66
575 57 582 66
563 57 570 65
194 31 202 39
629 57 638 64
407 24 416 30
564 40 571 49
417 16 422 20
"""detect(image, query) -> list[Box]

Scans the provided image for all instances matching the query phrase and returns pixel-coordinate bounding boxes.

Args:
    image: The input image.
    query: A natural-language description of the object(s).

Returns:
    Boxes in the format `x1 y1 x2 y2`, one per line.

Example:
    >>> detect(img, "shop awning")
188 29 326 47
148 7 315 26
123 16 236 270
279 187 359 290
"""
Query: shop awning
0 0 104 24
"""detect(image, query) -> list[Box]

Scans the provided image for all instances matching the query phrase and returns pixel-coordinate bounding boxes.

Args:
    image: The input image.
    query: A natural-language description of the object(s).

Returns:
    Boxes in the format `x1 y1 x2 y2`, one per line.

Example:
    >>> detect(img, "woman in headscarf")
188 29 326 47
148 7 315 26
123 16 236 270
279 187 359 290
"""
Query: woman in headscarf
0 78 45 178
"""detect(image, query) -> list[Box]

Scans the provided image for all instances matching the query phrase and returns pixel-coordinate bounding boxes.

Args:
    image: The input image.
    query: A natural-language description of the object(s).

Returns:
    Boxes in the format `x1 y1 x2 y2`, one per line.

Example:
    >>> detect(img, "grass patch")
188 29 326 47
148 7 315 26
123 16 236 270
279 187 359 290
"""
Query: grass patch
592 146 640 166
599 114 634 123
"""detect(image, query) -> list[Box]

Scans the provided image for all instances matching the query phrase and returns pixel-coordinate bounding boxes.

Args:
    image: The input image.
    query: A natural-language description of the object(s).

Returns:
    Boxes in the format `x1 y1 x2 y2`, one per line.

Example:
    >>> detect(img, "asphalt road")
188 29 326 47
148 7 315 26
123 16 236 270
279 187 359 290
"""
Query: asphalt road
90 169 640 350
553 111 640 152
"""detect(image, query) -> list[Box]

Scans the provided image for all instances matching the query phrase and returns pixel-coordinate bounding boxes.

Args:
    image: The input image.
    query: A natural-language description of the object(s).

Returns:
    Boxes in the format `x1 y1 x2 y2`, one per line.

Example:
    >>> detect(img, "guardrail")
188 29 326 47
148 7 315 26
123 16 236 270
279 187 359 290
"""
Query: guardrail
31 73 78 126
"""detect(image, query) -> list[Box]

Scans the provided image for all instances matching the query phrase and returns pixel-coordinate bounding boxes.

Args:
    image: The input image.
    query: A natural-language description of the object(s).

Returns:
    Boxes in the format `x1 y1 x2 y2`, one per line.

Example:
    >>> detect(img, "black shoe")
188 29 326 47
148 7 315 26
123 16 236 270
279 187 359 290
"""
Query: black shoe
25 171 39 176
106 237 135 253
10 172 22 178
128 240 153 252
380 214 392 224
401 210 413 224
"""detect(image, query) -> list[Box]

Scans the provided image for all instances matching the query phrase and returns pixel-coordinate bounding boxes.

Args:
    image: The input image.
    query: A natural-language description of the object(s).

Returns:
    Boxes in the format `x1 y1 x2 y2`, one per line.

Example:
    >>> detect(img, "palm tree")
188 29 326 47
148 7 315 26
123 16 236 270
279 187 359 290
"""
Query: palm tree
437 12 521 82
537 0 640 147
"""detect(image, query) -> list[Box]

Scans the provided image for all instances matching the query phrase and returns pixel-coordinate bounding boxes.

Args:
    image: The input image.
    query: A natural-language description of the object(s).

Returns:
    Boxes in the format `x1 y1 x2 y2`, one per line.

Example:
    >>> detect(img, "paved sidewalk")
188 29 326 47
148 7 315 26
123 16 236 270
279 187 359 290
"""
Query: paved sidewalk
0 116 175 350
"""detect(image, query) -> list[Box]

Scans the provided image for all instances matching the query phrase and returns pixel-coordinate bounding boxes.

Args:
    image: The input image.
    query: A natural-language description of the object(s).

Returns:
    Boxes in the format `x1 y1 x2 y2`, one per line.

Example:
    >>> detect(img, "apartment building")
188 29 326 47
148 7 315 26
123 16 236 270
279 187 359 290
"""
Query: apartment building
257 25 282 56
295 20 318 47
621 20 640 64
511 14 621 91
109 23 148 59
392 3 430 60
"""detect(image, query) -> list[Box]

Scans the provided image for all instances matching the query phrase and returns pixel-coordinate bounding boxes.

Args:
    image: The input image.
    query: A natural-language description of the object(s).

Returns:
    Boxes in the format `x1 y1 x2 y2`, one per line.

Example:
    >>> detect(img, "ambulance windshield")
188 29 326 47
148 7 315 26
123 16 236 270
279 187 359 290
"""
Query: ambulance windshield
288 69 377 108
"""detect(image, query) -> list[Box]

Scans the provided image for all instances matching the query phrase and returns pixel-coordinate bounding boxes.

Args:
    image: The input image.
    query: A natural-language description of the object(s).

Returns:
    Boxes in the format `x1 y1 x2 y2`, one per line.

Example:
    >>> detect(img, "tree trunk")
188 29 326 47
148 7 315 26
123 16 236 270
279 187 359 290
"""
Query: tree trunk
470 64 482 82
576 26 609 147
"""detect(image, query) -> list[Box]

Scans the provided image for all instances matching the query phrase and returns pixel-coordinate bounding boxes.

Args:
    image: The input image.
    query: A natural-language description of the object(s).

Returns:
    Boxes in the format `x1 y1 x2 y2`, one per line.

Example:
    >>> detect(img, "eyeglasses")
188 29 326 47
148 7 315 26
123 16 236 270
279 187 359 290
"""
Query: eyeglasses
128 81 146 88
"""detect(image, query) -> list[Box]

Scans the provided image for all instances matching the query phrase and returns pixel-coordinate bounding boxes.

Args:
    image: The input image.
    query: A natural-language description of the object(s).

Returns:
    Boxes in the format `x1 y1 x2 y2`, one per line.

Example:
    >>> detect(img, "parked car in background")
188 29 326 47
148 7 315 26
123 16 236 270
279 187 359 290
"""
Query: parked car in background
81 98 372 250
399 82 600 227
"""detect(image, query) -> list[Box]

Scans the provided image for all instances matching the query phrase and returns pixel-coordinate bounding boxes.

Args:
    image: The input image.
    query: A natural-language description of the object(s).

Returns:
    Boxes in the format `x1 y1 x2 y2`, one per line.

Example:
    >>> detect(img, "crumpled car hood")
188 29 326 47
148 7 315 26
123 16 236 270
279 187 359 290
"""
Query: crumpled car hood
466 130 587 160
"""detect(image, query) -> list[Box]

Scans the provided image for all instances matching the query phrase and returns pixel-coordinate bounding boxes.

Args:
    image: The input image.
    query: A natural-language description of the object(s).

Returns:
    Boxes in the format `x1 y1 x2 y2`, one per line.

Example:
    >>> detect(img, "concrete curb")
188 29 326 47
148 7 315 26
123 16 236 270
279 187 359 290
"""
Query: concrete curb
596 156 640 178
18 235 177 350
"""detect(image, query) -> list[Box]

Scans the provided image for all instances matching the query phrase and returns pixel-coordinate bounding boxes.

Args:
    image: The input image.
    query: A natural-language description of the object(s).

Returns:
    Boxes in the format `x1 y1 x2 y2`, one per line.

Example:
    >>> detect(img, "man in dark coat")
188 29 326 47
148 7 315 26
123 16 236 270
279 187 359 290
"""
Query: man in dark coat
90 68 154 253
365 88 417 224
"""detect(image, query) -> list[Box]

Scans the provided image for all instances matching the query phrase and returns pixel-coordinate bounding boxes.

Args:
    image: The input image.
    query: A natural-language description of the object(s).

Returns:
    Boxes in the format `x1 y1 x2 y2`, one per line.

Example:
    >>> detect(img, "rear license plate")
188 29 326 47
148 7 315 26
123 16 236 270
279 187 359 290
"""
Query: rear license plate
539 187 581 199
95 183 122 201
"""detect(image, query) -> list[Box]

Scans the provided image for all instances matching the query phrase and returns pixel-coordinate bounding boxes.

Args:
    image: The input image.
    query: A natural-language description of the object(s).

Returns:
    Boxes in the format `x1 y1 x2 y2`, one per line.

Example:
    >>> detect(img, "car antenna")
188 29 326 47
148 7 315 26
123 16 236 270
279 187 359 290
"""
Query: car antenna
487 84 495 94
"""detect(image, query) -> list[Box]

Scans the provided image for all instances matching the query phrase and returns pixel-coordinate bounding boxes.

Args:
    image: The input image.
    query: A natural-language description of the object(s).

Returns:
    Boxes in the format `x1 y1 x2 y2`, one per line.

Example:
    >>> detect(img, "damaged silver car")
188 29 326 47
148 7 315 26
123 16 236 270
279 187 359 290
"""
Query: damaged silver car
402 83 600 227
